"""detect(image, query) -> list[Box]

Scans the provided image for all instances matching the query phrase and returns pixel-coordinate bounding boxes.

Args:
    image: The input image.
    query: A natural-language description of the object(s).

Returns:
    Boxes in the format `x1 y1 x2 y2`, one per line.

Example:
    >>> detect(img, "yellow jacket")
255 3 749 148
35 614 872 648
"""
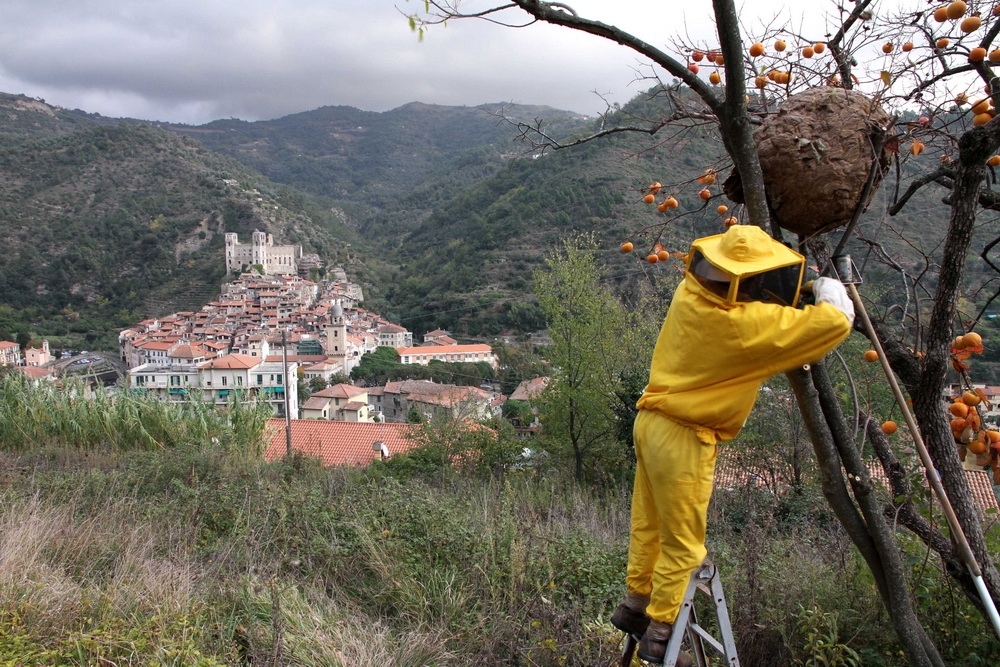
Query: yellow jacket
636 273 851 444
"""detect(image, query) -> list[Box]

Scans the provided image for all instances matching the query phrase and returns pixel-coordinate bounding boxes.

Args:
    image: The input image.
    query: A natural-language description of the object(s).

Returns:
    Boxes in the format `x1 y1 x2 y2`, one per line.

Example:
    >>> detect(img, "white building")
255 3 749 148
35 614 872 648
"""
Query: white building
378 323 413 349
396 344 497 369
128 354 298 418
0 341 21 366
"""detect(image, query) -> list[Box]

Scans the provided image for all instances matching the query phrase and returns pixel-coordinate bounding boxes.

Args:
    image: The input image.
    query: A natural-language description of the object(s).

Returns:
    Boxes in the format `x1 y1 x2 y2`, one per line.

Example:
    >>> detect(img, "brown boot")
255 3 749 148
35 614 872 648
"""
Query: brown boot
637 620 693 666
610 592 650 638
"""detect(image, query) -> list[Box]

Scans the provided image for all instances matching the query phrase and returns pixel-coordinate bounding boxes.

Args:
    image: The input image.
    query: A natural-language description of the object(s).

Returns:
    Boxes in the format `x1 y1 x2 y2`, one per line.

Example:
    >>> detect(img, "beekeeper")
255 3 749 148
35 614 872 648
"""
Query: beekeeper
611 224 855 664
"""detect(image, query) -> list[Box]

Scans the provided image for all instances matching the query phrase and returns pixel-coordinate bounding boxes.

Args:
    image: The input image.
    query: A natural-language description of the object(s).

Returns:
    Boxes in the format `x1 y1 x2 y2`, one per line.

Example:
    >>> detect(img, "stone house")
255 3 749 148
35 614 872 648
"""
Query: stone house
381 380 494 423
301 383 374 422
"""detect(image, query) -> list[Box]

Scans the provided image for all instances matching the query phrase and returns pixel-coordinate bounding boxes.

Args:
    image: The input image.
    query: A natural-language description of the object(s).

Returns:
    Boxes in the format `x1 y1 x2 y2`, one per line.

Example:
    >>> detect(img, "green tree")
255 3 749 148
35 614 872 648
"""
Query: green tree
492 340 548 395
534 234 648 484
350 346 401 385
307 375 328 394
328 372 351 386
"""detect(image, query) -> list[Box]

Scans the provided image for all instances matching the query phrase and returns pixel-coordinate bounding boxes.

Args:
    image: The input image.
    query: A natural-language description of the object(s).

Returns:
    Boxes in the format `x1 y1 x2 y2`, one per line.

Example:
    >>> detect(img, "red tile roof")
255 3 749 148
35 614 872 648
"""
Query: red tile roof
424 336 458 346
199 354 260 370
715 457 1000 517
169 343 207 359
19 366 54 380
311 383 368 400
963 469 1000 516
263 419 416 466
139 341 174 351
301 396 333 411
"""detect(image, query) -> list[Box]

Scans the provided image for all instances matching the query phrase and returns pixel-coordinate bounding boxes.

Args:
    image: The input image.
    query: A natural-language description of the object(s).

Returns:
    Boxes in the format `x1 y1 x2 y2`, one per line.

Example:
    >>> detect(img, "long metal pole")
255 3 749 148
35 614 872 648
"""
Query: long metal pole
849 283 1000 637
282 329 292 457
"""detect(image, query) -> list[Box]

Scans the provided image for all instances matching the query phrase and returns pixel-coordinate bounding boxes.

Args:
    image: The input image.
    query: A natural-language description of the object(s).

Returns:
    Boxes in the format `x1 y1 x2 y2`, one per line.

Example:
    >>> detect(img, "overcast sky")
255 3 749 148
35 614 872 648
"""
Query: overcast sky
0 1 839 125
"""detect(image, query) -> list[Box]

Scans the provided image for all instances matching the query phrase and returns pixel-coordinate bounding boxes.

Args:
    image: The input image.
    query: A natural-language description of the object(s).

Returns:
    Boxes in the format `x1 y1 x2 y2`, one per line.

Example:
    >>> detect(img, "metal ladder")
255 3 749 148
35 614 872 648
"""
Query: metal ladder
619 560 741 667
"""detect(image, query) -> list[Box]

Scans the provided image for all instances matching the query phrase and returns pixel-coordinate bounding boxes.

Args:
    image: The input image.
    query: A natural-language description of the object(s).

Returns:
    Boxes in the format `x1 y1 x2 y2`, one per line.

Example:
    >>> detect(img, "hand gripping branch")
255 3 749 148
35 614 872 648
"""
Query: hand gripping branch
831 255 1000 639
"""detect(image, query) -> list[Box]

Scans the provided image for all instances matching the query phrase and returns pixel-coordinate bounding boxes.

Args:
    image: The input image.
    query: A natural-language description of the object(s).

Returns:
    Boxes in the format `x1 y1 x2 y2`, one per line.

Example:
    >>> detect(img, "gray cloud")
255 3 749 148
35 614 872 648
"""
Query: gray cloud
0 0 805 124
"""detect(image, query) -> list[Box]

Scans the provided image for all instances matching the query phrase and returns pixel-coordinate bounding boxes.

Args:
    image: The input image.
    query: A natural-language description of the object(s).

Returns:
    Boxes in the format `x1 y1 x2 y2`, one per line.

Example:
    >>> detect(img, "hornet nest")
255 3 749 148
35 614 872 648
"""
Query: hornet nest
724 87 893 236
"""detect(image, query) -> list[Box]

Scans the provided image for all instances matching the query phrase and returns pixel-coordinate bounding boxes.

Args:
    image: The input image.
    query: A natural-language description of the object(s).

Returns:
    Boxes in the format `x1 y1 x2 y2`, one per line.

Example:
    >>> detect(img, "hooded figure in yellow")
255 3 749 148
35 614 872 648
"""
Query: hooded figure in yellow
611 225 854 664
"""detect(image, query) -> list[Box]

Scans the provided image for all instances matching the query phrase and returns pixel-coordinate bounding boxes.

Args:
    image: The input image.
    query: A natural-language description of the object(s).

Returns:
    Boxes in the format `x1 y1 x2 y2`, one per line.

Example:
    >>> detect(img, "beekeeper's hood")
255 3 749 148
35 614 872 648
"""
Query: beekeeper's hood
686 224 805 306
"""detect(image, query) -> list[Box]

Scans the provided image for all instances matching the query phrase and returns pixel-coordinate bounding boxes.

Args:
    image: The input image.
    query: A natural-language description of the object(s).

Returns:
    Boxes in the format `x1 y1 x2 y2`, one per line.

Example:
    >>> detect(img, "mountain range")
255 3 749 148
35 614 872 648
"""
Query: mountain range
0 88 979 352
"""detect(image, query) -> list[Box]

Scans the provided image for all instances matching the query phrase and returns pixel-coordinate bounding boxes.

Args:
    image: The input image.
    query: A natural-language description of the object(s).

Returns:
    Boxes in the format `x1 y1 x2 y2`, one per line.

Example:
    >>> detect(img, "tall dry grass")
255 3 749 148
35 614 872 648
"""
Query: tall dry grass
0 372 271 454
2 384 994 665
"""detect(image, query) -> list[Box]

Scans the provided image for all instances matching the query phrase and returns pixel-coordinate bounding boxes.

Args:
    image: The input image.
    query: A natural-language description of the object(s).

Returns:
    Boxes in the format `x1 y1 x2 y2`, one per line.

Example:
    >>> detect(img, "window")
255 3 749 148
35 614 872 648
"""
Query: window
170 376 180 386
237 376 243 386
222 376 228 386
257 374 263 385
277 374 283 385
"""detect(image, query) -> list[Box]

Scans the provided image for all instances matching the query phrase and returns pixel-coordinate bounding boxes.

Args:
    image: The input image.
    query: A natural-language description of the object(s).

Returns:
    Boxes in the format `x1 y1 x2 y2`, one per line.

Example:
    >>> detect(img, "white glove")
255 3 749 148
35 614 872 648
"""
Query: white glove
811 277 855 325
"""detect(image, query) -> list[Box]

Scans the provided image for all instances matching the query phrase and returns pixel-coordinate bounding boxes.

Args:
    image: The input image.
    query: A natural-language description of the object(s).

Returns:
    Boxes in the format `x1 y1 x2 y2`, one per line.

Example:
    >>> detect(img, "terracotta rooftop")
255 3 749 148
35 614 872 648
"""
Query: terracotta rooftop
139 341 174 351
199 354 260 370
169 344 207 359
311 383 369 400
424 336 458 346
263 419 416 466
301 396 333 411
714 457 1000 518
19 366 54 380
424 329 451 338
964 469 1000 516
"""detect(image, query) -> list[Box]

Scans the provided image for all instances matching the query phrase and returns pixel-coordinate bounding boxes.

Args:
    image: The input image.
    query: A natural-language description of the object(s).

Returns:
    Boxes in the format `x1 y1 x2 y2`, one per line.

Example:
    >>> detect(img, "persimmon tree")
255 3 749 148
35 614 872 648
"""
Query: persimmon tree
410 0 1000 663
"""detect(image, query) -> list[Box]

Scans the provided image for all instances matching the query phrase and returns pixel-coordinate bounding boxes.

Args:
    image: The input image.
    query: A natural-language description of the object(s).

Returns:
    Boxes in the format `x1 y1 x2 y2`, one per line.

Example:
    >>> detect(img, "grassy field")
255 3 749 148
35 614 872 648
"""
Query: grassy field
0 374 997 666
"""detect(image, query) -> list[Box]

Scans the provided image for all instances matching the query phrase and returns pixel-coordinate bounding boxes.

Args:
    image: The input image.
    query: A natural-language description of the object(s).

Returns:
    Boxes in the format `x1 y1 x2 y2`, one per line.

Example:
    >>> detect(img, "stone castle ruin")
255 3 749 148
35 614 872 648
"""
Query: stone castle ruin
225 230 303 275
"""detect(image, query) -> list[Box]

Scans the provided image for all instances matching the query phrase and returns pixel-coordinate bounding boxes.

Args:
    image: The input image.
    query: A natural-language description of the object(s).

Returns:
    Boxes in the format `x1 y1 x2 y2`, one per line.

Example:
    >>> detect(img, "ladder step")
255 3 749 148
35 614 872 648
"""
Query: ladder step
659 560 741 667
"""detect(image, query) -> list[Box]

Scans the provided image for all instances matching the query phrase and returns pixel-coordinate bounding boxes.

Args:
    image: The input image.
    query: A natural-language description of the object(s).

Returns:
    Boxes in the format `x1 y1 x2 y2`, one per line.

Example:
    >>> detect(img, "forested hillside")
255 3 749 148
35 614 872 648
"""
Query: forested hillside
1 88 998 350
0 97 363 347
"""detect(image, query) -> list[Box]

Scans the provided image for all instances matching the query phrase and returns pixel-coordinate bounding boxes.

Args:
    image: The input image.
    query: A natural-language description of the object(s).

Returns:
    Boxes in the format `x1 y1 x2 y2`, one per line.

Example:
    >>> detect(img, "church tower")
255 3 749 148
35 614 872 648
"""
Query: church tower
326 300 349 374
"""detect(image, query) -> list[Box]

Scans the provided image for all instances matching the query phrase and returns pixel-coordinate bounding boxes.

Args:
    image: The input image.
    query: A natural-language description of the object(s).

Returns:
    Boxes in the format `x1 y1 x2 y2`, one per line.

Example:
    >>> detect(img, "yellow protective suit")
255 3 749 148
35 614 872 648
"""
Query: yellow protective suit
627 232 852 625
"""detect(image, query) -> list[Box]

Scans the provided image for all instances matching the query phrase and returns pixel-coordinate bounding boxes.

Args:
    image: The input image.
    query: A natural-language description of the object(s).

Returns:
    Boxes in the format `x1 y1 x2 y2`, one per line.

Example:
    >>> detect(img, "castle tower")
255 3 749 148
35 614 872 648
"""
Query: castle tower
252 230 268 272
225 233 239 273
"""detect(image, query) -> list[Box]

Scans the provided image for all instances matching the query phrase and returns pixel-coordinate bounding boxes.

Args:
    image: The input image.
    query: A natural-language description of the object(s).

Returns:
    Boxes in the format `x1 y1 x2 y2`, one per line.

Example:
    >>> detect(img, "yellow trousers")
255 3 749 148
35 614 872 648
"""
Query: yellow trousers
627 409 717 624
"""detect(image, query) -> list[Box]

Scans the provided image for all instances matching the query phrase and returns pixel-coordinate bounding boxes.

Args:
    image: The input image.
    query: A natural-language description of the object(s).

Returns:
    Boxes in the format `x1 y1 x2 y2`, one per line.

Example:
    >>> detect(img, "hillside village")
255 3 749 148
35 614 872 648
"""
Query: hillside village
0 231 543 463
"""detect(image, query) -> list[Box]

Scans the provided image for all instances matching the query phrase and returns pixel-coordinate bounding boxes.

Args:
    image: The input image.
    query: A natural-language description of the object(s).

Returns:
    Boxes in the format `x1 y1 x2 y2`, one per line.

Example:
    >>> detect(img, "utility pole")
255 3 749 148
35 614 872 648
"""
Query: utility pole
282 329 292 457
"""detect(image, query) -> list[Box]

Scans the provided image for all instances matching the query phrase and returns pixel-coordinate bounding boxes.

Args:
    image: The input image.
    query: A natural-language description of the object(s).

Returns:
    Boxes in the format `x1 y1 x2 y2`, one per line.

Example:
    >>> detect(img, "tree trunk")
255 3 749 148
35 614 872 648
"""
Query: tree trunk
909 122 1000 607
810 362 945 665
787 367 943 667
